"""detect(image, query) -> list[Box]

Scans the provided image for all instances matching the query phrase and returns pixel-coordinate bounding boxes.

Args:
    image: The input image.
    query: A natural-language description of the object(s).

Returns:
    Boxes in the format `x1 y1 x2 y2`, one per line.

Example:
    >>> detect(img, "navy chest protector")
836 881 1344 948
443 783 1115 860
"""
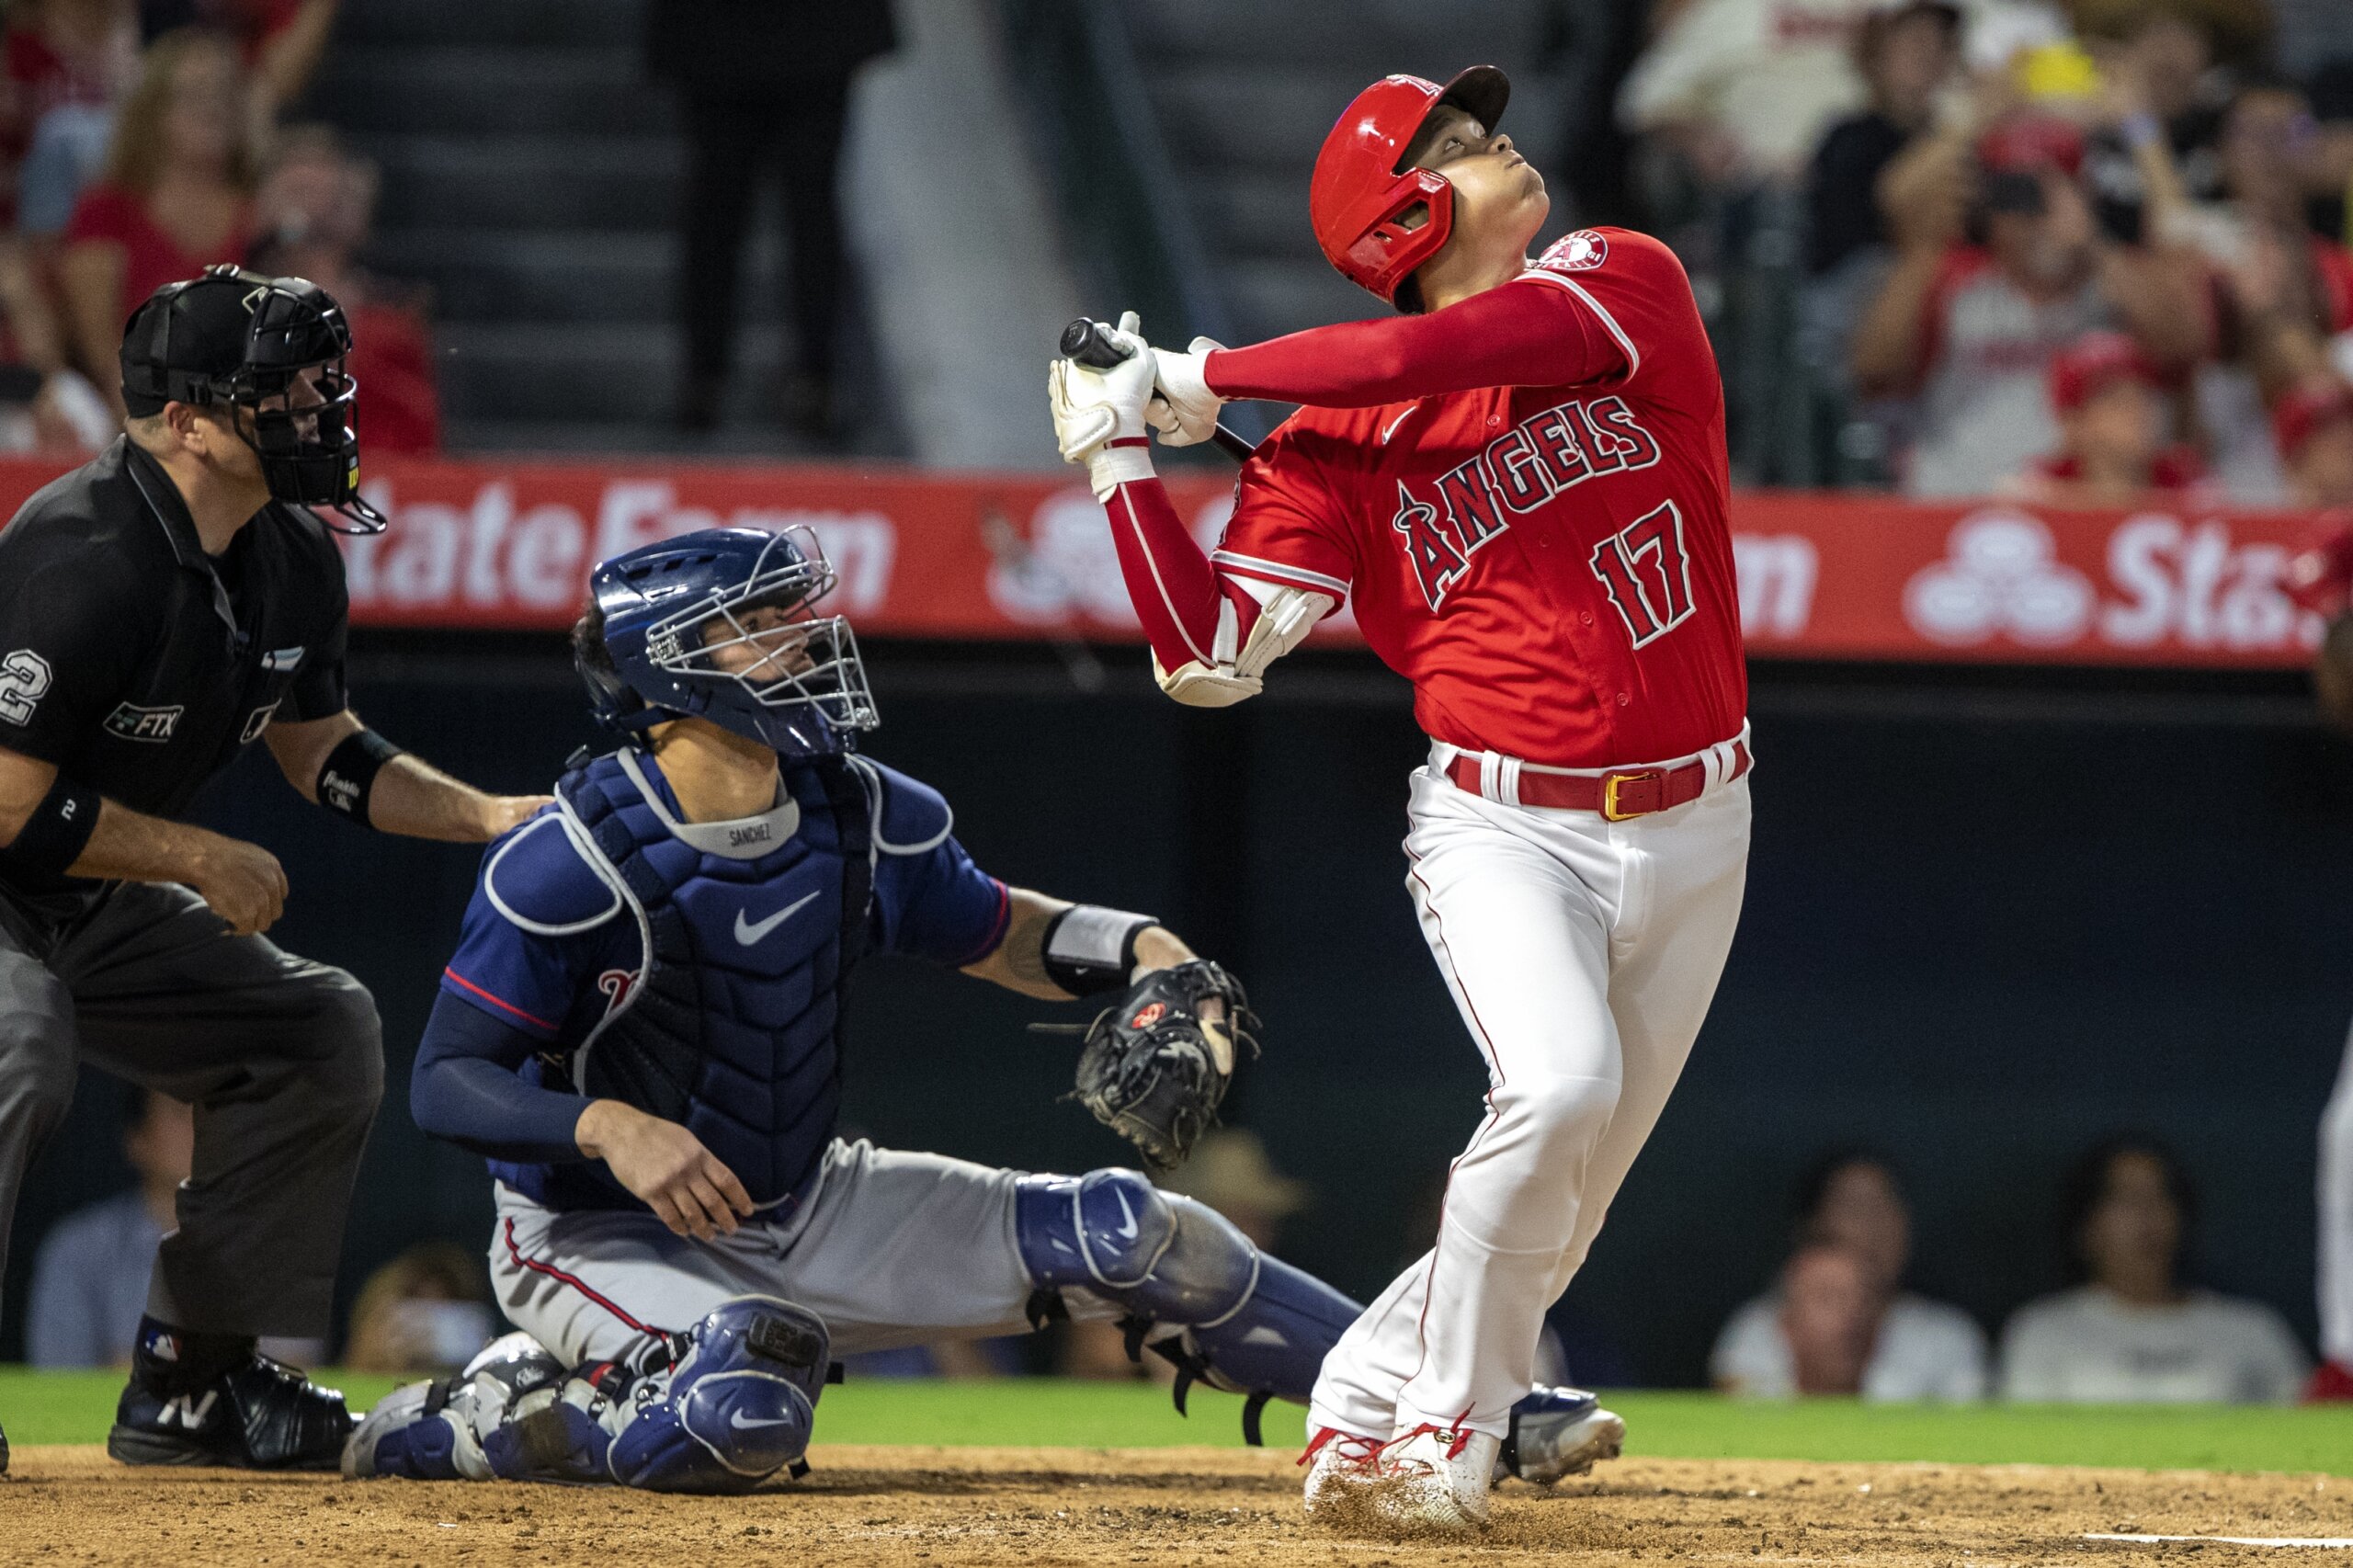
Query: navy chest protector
554 749 874 1209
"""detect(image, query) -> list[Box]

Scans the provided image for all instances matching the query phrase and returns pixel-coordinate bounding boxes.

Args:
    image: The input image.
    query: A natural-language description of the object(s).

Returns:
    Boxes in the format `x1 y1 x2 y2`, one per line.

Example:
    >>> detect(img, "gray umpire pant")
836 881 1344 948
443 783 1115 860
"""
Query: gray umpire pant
0 881 382 1343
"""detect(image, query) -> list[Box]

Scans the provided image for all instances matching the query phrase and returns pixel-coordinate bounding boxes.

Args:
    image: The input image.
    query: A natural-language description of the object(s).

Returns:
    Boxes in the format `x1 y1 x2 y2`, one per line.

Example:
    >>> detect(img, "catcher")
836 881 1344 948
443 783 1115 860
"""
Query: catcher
344 525 1358 1492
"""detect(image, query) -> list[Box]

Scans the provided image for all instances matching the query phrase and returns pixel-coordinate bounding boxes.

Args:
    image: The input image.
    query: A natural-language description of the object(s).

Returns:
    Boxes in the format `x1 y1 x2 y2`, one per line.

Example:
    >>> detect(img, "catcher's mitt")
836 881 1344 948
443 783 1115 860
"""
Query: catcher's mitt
1052 960 1259 1170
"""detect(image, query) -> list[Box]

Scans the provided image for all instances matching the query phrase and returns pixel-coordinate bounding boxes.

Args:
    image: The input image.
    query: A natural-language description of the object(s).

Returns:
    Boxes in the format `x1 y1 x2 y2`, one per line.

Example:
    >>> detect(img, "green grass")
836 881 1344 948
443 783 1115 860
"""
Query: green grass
6 1369 2350 1475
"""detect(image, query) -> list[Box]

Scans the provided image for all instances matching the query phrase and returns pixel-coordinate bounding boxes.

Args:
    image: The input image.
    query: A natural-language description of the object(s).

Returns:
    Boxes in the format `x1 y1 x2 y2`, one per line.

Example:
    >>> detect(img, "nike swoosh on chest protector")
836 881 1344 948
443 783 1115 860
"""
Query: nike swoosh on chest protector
734 889 822 946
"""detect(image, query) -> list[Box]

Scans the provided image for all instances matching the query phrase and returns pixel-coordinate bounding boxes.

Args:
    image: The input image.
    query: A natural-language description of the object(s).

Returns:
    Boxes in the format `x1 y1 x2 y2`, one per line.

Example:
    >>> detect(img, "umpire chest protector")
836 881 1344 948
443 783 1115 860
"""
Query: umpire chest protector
553 748 875 1209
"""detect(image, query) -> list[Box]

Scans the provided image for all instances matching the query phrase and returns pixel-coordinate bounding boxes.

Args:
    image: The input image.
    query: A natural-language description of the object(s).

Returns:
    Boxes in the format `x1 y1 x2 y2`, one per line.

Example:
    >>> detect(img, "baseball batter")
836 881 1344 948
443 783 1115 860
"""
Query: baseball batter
341 525 1617 1494
1049 66 1751 1528
2289 525 2353 1402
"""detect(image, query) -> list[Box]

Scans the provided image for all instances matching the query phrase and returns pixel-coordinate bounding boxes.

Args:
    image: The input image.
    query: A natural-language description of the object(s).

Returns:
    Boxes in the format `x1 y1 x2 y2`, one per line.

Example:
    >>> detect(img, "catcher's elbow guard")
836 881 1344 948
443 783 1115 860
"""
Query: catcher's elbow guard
1154 653 1262 708
1040 903 1156 995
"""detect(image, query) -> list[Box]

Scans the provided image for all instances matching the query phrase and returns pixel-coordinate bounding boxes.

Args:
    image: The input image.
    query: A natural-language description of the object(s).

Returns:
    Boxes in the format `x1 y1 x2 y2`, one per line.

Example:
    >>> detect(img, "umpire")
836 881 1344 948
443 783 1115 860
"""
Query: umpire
0 267 548 1471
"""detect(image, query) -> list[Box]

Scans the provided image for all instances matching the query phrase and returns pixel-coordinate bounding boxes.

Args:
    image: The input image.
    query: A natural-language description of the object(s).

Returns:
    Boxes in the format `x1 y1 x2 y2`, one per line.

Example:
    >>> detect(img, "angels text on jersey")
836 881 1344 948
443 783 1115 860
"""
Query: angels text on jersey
1387 392 1666 619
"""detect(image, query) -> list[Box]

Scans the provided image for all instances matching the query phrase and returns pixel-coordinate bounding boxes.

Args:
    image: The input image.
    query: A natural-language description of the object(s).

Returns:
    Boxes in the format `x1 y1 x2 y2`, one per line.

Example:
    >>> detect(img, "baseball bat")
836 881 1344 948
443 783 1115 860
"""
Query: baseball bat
1059 317 1257 464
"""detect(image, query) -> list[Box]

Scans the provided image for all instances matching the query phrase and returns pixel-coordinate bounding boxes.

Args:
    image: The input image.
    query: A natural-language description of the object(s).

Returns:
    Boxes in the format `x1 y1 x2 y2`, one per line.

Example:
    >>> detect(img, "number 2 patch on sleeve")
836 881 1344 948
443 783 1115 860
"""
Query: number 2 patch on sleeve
1588 501 1695 647
0 648 53 726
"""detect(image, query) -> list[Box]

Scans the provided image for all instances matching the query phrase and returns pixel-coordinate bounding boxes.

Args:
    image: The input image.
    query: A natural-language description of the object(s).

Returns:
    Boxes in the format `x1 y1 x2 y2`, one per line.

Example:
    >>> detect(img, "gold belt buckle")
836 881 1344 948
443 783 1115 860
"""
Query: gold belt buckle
1601 769 1661 821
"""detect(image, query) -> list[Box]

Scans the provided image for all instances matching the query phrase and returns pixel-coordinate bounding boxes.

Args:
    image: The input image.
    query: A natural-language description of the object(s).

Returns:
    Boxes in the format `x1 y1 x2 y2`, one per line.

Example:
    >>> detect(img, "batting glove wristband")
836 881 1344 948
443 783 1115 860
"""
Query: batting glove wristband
1147 336 1227 449
1048 310 1159 501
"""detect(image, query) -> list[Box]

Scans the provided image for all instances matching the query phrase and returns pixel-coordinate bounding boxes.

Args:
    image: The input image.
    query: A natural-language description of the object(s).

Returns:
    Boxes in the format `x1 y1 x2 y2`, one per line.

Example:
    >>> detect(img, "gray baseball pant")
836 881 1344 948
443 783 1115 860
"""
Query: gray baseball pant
492 1138 1120 1369
0 881 382 1342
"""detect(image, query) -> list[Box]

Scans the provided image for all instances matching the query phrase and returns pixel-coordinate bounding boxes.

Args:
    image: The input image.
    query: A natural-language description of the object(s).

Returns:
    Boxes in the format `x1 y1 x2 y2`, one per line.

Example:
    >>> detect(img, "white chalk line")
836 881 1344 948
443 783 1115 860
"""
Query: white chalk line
2085 1533 2353 1549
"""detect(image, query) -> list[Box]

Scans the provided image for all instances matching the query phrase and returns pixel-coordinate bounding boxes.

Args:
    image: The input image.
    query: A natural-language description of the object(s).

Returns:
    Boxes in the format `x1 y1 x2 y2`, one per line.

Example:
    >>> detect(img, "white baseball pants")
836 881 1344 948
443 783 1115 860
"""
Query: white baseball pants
1311 734 1752 1439
2321 1024 2353 1366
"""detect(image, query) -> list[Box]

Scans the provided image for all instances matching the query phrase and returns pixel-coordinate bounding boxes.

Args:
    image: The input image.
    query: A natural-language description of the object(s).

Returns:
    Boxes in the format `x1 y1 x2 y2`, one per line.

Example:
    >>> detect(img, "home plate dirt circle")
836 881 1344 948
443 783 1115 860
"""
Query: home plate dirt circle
6 1445 2351 1564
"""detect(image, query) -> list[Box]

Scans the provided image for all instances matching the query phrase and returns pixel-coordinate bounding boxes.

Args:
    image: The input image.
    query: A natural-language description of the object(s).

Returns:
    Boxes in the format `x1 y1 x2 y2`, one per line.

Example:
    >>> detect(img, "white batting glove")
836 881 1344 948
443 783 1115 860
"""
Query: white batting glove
1047 310 1158 501
1147 336 1227 448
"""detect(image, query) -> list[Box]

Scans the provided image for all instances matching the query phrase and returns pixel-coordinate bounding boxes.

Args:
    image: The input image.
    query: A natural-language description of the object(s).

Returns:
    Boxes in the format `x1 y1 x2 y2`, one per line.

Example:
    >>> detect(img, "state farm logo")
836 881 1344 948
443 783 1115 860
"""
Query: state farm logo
339 480 895 618
986 489 1233 627
1904 511 2095 646
989 489 1363 638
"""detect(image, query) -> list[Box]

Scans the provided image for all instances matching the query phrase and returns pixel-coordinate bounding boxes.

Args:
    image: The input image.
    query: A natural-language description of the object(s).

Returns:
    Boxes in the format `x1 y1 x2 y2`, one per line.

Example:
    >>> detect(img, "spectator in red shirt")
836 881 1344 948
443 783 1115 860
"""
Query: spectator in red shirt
2277 379 2353 509
138 0 334 111
2131 75 2353 501
59 27 256 420
1852 113 2209 496
1 0 137 229
245 125 437 453
2009 330 2211 507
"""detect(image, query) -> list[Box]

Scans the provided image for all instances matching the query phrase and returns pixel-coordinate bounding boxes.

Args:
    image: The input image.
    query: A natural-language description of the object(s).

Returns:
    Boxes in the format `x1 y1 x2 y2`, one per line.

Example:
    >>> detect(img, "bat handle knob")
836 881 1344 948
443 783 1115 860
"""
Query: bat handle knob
1059 317 1134 370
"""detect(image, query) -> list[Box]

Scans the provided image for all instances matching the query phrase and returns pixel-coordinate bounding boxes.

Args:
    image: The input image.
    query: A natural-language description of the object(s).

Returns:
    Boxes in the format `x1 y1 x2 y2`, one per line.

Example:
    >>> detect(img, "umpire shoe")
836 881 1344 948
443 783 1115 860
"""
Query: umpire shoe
1496 1385 1625 1486
109 1323 352 1470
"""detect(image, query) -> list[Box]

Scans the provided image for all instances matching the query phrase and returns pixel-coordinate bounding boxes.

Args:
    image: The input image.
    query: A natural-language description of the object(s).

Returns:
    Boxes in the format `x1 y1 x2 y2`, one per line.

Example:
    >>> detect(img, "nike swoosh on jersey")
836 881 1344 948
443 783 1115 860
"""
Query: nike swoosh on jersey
733 889 822 946
730 1411 797 1430
1380 407 1418 444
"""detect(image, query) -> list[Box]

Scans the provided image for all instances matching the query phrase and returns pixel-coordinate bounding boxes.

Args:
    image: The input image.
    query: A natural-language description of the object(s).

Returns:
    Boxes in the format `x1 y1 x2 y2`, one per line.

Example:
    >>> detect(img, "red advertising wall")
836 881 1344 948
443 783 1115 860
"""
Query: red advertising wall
0 454 2333 667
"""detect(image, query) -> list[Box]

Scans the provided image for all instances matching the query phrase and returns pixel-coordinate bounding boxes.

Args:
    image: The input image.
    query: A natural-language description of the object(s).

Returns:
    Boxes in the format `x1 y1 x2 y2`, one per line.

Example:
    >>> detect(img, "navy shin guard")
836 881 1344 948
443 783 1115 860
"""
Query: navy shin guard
1017 1168 1362 1440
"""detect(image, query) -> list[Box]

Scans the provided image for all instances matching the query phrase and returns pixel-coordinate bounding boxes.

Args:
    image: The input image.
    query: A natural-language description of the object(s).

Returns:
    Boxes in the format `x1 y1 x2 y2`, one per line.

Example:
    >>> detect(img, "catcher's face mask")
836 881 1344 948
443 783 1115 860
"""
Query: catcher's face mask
585 525 880 760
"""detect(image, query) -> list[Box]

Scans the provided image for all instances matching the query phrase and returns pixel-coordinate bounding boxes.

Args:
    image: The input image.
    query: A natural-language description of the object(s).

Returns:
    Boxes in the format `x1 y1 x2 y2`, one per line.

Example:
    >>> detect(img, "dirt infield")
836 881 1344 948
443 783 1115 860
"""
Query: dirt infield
6 1444 2352 1565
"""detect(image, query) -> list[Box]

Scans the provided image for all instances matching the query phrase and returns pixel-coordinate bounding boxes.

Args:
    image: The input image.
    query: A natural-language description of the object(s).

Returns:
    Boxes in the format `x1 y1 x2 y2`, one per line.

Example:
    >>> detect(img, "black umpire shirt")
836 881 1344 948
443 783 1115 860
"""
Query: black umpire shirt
0 436 350 921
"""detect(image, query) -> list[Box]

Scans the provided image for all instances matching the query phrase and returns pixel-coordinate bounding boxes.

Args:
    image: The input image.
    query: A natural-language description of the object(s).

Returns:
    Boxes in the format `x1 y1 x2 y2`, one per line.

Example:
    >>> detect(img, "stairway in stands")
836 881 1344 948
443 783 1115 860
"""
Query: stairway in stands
309 0 883 456
1120 0 1562 345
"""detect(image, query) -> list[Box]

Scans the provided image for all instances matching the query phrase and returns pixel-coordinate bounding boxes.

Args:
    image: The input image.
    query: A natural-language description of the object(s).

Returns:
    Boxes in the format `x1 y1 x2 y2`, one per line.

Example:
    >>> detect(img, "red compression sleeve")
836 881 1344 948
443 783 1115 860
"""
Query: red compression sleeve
1203 278 1620 408
1100 463 1256 675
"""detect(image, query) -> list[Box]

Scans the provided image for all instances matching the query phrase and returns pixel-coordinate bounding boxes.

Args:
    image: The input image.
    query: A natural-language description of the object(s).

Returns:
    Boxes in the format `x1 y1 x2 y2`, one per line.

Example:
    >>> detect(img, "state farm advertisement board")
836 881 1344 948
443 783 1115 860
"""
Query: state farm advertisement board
0 454 2330 667
1726 493 2325 666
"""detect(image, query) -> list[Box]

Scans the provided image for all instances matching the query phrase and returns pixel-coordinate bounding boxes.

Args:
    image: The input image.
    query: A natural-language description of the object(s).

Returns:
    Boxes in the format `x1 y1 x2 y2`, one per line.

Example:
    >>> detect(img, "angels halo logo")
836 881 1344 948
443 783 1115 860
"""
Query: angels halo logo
1551 230 1608 270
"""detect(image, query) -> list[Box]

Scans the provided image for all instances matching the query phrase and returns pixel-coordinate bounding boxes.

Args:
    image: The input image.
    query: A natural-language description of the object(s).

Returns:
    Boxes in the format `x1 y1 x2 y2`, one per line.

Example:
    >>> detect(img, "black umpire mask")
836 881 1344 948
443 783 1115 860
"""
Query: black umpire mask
118 264 389 535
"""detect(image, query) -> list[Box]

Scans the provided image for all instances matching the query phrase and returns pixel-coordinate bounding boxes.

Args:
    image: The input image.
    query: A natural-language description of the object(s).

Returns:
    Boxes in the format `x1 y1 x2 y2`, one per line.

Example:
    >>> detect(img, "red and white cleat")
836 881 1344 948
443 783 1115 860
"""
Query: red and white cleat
1371 1423 1499 1532
2306 1359 2353 1403
1299 1426 1383 1517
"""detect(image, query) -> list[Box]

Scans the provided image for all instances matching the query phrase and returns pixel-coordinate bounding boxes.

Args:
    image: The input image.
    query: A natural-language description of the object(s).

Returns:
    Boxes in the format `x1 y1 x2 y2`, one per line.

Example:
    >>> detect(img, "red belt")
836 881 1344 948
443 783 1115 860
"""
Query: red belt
1445 741 1751 820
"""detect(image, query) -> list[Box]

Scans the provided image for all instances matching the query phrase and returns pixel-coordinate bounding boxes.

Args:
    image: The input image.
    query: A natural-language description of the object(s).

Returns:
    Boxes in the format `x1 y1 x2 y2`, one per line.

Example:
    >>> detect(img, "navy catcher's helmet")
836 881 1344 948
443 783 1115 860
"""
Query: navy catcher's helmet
119 264 386 534
581 526 879 759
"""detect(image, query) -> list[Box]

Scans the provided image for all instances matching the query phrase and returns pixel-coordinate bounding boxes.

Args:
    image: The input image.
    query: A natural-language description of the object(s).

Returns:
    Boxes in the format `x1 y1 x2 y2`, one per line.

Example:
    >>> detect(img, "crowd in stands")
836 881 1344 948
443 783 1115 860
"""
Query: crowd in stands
1600 0 2353 500
0 0 435 459
1711 1142 2313 1403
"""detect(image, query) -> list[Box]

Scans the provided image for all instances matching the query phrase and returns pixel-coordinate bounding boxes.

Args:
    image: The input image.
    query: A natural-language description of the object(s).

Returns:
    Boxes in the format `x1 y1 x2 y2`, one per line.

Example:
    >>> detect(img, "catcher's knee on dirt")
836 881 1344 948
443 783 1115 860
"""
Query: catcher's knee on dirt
601 1296 830 1494
342 1331 567 1481
1016 1169 1360 1438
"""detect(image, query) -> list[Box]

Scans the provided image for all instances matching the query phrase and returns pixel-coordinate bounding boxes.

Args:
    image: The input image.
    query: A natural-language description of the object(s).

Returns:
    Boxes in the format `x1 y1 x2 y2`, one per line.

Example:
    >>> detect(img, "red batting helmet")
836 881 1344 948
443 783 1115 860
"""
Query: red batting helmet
1310 65 1510 306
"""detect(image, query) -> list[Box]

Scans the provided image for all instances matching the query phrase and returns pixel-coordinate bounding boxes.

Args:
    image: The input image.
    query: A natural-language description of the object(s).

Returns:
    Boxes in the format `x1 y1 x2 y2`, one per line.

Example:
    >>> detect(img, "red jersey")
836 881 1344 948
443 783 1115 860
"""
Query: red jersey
64 182 254 319
1210 228 1745 767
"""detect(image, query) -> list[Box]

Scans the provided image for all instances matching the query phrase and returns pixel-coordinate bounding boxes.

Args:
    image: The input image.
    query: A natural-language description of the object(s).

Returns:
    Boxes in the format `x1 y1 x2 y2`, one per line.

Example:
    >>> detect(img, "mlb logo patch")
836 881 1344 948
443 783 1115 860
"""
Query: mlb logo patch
262 646 305 672
105 702 183 743
1546 230 1608 271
